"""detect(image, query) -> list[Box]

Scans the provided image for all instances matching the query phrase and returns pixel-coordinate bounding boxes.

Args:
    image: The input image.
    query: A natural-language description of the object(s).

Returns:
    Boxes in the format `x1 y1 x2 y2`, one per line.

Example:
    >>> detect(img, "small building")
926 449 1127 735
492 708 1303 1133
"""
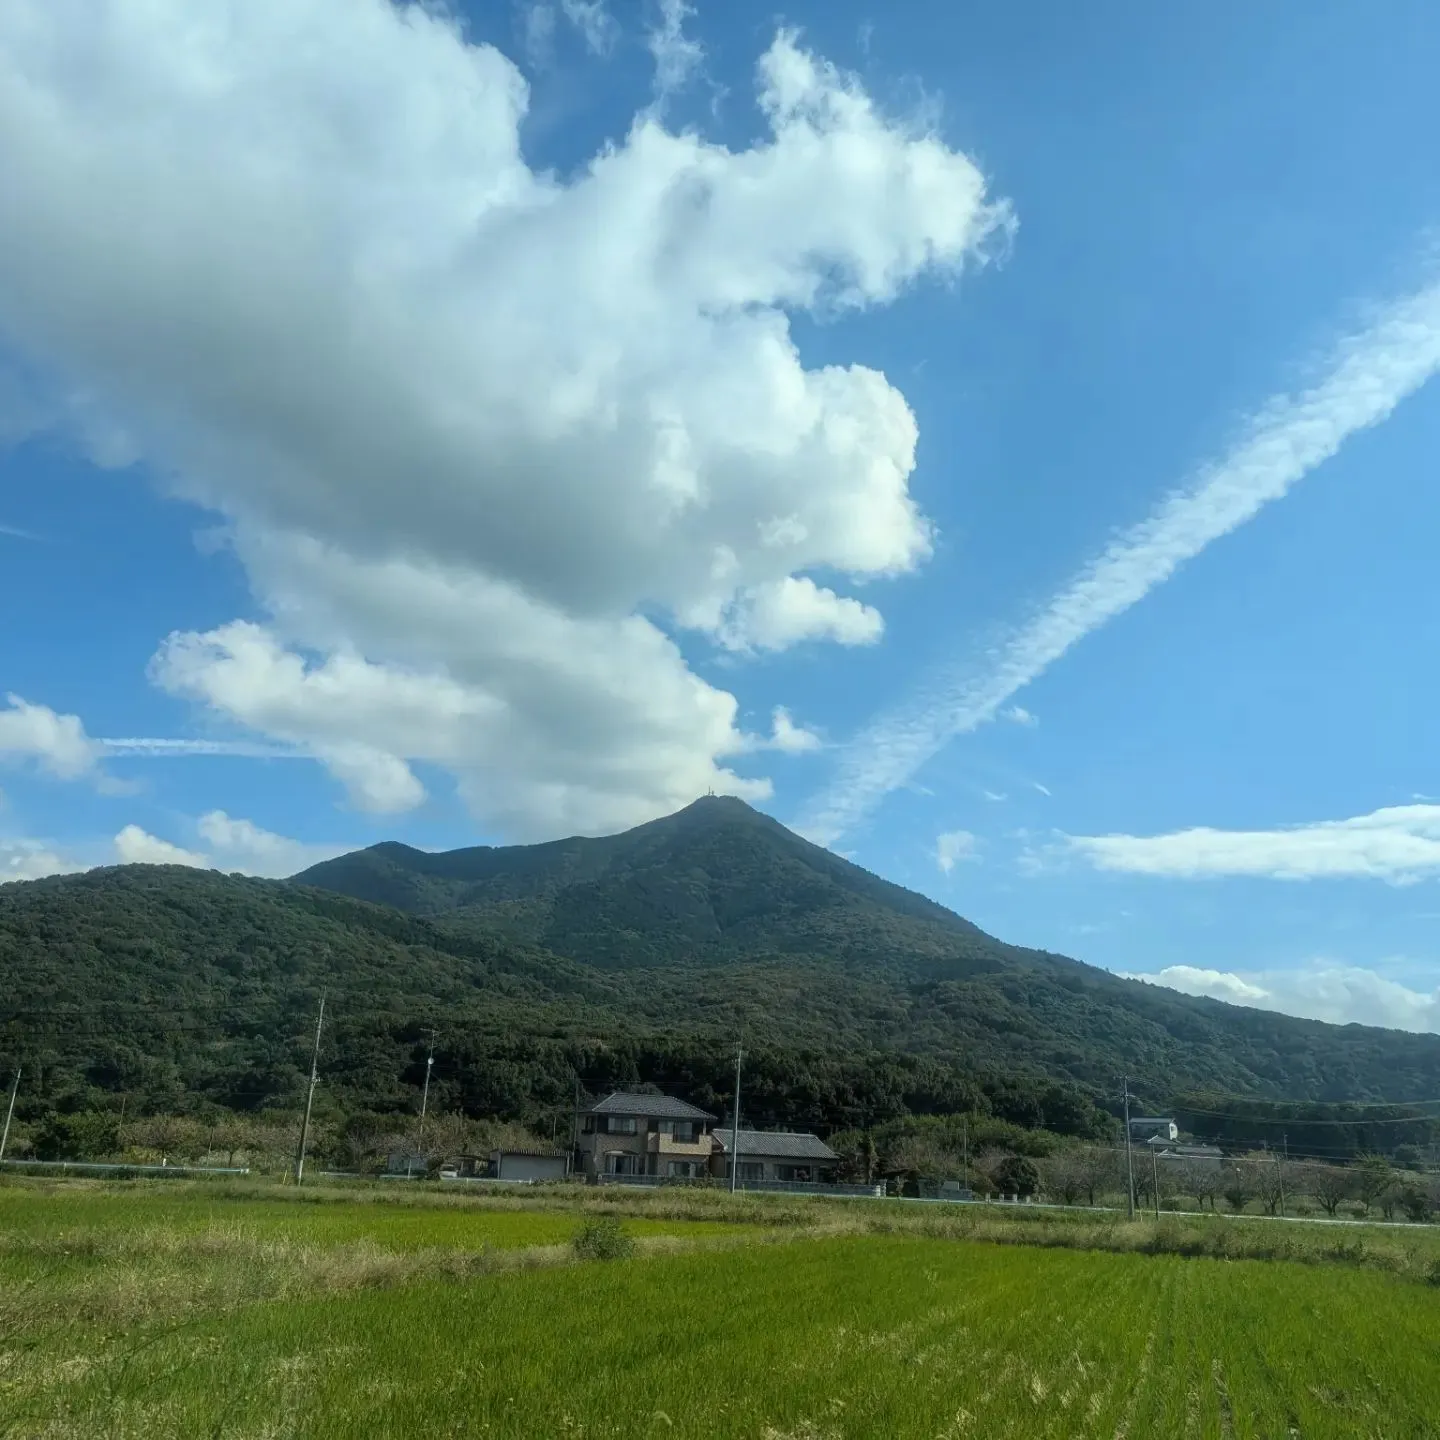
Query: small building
1129 1117 1178 1143
577 1092 717 1180
385 1150 427 1176
490 1149 570 1183
712 1128 839 1185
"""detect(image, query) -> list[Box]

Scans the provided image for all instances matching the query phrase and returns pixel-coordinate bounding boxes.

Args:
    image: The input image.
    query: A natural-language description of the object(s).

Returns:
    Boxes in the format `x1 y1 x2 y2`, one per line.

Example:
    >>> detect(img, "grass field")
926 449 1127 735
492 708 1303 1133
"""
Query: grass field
4 1178 1439 1438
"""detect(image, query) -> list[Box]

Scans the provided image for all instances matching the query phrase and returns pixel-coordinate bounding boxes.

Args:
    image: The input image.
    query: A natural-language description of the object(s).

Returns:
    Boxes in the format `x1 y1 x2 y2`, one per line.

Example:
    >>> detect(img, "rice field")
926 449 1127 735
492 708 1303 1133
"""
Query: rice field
3 1179 1439 1438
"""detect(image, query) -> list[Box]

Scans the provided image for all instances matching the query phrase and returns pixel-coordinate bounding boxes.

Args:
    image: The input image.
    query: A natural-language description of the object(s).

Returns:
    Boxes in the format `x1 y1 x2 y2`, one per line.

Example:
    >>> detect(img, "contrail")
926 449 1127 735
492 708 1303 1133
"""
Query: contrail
99 737 305 759
801 274 1440 846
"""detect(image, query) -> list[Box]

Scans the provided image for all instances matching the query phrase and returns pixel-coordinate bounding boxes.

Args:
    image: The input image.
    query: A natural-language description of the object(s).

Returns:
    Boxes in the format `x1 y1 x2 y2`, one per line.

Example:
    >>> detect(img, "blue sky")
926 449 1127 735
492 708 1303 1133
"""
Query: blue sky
3 0 1440 1030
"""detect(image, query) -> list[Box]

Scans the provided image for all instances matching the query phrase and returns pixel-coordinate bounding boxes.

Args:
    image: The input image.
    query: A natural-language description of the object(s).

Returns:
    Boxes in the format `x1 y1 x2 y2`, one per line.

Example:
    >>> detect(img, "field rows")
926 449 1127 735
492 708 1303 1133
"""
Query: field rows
2 1183 1438 1438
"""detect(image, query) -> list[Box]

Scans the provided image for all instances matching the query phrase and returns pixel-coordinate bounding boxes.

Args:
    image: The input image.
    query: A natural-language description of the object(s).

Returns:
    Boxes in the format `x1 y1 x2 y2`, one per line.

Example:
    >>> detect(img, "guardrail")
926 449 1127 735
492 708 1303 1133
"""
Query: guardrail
0 1159 251 1176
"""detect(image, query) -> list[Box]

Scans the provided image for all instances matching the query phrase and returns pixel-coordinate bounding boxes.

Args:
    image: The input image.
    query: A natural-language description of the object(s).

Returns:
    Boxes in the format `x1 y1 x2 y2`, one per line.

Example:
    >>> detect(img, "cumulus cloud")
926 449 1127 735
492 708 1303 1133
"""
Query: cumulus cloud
1066 803 1440 883
0 695 100 780
0 0 1009 840
195 811 346 876
114 812 342 877
114 825 207 867
0 839 81 883
716 577 885 652
803 273 1440 845
761 706 822 755
934 828 979 874
1127 963 1440 1033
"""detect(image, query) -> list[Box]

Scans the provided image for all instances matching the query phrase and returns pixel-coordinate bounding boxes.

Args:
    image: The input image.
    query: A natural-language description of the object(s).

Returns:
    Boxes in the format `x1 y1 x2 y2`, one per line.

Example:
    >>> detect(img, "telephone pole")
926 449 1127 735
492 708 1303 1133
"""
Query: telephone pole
1150 1139 1160 1219
1278 1134 1288 1218
0 1068 19 1163
418 1031 436 1146
294 993 326 1186
1122 1077 1136 1220
729 1044 743 1194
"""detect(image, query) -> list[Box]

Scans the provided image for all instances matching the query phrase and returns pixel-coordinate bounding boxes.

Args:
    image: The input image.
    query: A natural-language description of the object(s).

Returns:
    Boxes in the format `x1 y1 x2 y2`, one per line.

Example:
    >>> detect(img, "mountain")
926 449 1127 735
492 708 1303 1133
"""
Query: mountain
295 796 995 972
292 796 1440 1105
5 798 1440 1144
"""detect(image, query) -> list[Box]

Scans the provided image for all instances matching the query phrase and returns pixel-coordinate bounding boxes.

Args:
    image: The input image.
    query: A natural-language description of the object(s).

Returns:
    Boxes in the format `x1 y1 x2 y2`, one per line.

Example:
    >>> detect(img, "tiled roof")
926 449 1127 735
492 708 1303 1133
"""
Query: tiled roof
712 1128 837 1161
587 1092 716 1121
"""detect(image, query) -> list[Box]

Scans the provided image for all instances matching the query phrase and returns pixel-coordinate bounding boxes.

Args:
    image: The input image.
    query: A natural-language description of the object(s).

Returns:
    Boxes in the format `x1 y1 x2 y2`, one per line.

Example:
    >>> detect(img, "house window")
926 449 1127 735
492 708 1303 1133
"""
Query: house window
606 1116 638 1135
727 1161 765 1182
606 1153 641 1176
671 1123 696 1143
666 1160 699 1178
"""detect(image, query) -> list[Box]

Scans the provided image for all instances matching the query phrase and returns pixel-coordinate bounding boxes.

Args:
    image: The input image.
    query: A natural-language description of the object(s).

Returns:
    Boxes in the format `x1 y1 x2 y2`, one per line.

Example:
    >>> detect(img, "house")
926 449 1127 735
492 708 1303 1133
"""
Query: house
489 1149 570 1183
711 1128 839 1186
1129 1117 1178 1143
576 1093 717 1179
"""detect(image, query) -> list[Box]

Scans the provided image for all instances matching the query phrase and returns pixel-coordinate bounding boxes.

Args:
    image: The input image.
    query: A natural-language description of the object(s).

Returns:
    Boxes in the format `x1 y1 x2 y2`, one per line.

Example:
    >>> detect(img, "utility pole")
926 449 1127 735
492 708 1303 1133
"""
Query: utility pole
729 1044 743 1195
1122 1077 1136 1221
1151 1140 1161 1220
1278 1134 1288 1219
294 993 326 1186
418 1031 436 1147
962 1117 969 1191
0 1068 20 1163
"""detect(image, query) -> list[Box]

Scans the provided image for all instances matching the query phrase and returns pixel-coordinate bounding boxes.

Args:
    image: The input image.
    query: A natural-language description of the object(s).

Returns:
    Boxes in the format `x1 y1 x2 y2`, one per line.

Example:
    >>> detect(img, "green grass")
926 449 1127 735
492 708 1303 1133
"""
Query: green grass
0 1181 741 1252
5 1178 1440 1438
14 1237 1440 1438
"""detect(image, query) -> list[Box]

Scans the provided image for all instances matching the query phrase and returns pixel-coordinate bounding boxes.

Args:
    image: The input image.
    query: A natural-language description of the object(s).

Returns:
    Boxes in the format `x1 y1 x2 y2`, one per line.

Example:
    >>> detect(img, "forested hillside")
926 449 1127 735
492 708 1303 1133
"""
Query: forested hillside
3 798 1440 1150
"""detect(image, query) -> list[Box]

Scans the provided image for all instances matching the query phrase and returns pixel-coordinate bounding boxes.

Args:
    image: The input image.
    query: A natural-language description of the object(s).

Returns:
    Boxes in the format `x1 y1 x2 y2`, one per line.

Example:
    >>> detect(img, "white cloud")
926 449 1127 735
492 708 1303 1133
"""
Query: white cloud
1032 781 1051 797
0 1 1009 842
562 0 619 55
802 273 1440 844
1002 704 1037 727
0 523 37 540
647 0 703 99
0 839 81 883
934 828 979 874
717 576 885 652
761 705 822 755
1066 802 1440 883
114 812 342 877
113 824 208 868
1127 963 1440 1033
0 695 100 780
982 788 1007 802
99 737 304 759
195 811 345 875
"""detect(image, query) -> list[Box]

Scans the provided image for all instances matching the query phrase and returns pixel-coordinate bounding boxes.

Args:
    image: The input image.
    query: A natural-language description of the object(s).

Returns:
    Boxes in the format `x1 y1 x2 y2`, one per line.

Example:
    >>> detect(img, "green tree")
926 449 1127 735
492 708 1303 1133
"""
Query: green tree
990 1153 1041 1198
1299 1163 1354 1218
32 1111 120 1162
1222 1167 1253 1213
1355 1154 1395 1215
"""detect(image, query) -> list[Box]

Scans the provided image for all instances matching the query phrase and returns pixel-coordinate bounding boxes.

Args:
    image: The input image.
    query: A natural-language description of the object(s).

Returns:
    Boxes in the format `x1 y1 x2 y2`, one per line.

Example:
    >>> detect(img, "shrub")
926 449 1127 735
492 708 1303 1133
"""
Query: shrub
31 1111 120 1162
1399 1185 1432 1224
990 1154 1041 1199
572 1217 635 1261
